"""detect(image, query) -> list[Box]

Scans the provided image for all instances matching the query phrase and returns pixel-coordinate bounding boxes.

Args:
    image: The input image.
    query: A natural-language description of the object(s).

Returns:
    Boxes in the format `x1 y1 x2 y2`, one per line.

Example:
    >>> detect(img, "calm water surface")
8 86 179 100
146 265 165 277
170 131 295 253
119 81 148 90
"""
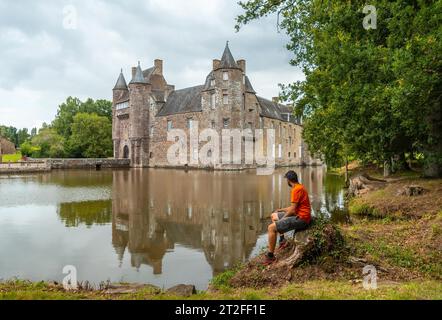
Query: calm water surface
0 167 345 289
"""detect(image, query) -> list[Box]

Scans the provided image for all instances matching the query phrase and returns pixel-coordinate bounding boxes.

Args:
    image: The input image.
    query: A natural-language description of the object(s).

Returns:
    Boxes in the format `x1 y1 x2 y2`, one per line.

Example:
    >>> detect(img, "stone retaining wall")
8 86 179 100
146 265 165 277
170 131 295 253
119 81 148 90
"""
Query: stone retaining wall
47 158 130 169
0 159 130 174
0 161 50 174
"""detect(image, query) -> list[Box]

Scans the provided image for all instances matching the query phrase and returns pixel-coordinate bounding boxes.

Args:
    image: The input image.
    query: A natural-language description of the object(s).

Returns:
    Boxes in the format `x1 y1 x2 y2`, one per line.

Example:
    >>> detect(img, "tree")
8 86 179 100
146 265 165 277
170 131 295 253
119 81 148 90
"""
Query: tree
236 0 442 177
67 113 113 158
52 97 82 139
52 97 113 139
30 128 65 158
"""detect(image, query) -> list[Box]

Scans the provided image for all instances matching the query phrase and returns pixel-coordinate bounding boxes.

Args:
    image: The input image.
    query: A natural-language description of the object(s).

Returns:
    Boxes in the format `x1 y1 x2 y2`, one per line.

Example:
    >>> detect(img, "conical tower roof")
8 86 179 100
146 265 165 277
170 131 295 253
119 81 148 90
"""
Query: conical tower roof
219 41 240 69
113 69 128 90
130 61 148 84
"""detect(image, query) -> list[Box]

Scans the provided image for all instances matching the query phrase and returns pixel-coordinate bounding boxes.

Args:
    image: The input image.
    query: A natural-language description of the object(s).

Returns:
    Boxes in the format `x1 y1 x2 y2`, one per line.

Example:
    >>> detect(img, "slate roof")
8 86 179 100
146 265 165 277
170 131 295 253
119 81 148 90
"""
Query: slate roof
203 71 215 91
156 85 205 116
130 62 147 84
245 76 256 93
257 96 284 121
113 70 128 90
218 42 240 70
142 67 156 82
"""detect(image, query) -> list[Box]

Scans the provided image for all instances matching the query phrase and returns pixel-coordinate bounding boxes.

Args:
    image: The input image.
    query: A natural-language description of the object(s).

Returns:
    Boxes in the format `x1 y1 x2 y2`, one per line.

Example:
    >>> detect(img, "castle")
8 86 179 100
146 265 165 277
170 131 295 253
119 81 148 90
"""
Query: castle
112 43 319 169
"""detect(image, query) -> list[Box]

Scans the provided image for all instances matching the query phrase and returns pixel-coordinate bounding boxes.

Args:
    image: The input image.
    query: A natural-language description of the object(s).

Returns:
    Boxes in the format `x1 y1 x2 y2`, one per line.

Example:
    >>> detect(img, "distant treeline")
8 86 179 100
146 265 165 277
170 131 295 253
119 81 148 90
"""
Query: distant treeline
1 97 113 159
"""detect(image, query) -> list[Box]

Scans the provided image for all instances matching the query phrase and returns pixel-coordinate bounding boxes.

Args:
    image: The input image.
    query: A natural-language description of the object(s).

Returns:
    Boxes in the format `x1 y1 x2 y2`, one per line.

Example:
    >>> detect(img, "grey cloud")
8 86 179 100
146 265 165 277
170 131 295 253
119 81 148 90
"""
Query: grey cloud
0 0 303 129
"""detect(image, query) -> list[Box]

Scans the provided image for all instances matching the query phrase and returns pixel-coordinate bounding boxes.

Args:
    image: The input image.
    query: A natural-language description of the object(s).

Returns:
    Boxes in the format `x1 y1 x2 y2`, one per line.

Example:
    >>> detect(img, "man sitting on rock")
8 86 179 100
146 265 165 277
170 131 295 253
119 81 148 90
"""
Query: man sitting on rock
263 170 312 265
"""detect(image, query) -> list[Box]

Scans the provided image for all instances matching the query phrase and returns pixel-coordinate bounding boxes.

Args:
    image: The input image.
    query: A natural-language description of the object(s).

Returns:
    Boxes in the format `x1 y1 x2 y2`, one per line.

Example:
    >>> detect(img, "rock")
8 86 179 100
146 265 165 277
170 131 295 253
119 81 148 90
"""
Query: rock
104 283 160 295
396 185 425 196
348 174 386 197
166 284 197 297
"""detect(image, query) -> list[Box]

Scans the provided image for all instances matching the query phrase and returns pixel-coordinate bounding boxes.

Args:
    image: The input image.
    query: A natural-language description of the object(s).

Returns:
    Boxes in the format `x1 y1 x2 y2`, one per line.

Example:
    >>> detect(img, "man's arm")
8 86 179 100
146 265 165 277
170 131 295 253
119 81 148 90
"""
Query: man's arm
275 203 298 218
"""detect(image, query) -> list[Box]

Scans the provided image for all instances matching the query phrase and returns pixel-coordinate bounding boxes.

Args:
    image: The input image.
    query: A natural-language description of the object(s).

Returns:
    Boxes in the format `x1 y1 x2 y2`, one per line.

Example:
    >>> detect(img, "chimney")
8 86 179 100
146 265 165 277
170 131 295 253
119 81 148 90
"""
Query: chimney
154 59 163 75
272 97 279 103
237 59 246 73
212 59 221 70
131 67 137 78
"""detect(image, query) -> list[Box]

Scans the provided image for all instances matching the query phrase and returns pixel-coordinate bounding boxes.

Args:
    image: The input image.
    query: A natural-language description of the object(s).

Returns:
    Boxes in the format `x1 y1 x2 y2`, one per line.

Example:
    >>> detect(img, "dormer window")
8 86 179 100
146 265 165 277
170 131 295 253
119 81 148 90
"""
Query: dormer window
223 71 229 81
210 79 215 87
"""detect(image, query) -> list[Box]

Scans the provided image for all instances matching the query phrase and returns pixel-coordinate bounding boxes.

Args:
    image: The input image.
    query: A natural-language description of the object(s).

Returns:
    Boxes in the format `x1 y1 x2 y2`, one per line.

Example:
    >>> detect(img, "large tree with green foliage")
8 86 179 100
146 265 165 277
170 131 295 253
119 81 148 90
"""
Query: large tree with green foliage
236 0 442 177
52 97 112 139
24 127 66 158
67 113 113 158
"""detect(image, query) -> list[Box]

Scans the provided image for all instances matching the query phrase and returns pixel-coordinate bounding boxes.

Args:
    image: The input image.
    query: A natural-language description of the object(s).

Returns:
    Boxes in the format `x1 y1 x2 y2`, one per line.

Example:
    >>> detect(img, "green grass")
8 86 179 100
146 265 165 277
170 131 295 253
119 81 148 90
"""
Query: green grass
1 152 22 162
1 279 441 300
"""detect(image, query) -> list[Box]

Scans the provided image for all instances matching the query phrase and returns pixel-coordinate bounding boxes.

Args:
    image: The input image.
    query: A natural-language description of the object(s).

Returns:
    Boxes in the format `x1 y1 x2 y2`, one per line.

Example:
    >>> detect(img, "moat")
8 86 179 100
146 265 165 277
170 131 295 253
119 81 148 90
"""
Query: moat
0 167 345 290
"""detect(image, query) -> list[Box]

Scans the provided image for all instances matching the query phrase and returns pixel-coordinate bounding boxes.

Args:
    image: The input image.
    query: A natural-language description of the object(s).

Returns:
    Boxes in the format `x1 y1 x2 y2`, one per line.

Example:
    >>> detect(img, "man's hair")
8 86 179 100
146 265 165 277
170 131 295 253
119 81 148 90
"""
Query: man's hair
284 170 299 183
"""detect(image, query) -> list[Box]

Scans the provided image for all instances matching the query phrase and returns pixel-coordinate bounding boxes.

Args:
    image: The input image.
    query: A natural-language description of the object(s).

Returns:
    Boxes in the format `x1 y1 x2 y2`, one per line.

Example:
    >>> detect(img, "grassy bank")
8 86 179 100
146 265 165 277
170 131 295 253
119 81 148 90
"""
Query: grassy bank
1 279 441 300
1 152 22 162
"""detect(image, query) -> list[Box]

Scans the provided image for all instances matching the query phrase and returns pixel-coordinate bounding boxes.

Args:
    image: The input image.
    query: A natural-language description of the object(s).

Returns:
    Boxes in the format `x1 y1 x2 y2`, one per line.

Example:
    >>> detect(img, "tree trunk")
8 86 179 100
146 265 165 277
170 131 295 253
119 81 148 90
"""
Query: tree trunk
383 160 390 177
344 157 349 185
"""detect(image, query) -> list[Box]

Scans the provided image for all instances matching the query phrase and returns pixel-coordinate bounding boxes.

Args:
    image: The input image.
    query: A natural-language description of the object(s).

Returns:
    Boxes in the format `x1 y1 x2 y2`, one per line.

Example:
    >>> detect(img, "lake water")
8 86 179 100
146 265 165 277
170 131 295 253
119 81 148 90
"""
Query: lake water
0 167 346 290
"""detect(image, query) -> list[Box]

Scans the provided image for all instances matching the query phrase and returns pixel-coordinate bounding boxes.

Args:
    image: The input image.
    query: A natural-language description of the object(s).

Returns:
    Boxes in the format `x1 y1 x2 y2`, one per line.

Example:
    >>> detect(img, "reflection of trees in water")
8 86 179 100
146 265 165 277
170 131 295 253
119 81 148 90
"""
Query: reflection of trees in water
39 170 113 187
57 200 112 227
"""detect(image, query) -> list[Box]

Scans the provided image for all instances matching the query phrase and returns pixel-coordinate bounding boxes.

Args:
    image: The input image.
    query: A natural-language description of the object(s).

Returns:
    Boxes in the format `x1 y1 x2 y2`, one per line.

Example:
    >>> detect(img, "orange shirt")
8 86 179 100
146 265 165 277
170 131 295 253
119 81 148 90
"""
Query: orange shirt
290 184 311 223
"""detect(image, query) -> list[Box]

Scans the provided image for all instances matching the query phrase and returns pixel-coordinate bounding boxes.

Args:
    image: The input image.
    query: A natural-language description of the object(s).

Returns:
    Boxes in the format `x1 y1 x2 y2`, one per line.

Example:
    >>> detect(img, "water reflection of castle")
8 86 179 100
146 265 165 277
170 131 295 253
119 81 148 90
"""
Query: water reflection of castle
110 167 329 275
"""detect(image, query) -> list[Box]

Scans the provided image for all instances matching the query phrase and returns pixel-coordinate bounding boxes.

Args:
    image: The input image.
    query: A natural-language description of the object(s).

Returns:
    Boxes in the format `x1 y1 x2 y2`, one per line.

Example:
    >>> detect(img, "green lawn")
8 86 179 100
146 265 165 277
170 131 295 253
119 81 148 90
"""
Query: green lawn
1 152 22 162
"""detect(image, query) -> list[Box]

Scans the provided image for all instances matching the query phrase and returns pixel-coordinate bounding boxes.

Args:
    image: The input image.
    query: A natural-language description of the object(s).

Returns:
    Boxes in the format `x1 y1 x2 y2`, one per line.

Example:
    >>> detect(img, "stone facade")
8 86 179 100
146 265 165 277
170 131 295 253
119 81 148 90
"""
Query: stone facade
0 136 16 157
112 43 320 169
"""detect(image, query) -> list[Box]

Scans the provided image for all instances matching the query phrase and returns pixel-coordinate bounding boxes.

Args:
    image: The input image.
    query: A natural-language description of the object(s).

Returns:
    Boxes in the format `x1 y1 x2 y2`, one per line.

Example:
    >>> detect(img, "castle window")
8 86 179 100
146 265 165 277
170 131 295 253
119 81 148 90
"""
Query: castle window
210 79 215 87
167 120 173 131
115 101 129 110
187 118 193 129
223 118 230 128
289 136 292 145
223 90 228 104
210 93 216 109
288 152 291 158
223 71 229 81
211 120 216 129
150 125 154 136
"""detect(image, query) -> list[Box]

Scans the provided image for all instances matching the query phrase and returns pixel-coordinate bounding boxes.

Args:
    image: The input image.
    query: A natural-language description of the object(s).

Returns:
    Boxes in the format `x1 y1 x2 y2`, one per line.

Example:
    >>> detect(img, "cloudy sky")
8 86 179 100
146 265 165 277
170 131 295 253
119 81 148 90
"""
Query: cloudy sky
0 0 304 130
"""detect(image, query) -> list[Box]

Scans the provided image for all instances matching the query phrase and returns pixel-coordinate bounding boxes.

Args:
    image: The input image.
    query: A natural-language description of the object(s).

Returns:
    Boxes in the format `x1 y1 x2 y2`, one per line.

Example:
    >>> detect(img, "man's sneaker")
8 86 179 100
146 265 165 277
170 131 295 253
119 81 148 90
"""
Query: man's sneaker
277 240 289 251
262 253 276 266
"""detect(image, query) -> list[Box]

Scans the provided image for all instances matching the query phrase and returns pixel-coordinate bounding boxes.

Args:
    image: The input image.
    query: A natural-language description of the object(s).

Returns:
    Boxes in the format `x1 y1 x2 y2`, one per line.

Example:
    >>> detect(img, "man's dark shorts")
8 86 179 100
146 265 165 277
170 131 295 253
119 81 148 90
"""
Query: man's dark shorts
275 211 309 234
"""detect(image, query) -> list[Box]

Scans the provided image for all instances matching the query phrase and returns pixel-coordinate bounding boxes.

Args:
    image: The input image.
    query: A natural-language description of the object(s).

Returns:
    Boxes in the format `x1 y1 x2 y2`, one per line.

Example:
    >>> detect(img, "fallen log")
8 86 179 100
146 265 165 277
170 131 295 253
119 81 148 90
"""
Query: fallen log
347 174 386 197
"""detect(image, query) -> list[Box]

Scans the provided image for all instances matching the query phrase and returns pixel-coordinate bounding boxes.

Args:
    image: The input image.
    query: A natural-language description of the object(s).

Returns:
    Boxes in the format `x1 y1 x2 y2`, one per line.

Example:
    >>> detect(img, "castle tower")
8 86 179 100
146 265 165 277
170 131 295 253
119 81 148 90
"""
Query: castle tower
112 69 129 159
201 42 247 166
128 62 151 167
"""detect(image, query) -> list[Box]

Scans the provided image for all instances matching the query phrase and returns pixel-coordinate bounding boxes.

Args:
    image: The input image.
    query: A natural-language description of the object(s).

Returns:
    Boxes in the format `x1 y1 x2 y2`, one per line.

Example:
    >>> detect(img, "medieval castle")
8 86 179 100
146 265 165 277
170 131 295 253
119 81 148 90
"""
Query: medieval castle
112 43 319 169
